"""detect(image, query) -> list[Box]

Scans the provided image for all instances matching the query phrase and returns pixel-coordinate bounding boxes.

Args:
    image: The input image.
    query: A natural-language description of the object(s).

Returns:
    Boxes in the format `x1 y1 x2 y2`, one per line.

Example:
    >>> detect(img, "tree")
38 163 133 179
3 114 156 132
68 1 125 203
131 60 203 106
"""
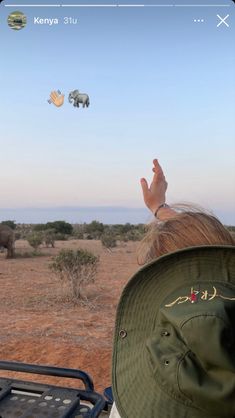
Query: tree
33 224 48 232
1 220 16 230
50 249 99 301
46 221 73 235
84 220 104 239
27 232 43 251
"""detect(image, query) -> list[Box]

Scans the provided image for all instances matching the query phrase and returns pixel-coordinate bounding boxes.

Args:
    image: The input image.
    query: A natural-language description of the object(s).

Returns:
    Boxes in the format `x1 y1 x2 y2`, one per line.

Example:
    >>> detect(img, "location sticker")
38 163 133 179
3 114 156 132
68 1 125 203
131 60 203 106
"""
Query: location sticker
8 11 27 31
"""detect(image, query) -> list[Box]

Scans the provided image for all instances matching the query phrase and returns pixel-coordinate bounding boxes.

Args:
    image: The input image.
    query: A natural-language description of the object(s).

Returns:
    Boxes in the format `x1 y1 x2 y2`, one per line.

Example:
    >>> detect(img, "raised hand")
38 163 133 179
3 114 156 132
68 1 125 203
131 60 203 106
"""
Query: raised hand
49 90 65 107
140 159 168 215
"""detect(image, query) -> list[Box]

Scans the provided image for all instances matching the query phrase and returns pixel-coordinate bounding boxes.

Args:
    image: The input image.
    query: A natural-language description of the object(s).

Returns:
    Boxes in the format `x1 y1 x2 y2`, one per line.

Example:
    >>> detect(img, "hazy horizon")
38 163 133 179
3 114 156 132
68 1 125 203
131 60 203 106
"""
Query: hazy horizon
0 205 234 225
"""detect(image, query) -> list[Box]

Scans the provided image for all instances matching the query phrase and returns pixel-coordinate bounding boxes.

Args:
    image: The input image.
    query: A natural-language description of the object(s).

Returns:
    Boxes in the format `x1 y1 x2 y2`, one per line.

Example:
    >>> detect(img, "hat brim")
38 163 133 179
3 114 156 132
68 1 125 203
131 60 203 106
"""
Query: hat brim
112 245 235 418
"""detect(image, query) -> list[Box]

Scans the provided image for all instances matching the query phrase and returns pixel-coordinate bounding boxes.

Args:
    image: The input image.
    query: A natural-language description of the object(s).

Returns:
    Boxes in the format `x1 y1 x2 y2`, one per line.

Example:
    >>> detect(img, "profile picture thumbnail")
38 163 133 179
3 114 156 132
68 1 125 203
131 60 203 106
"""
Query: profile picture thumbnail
8 11 27 30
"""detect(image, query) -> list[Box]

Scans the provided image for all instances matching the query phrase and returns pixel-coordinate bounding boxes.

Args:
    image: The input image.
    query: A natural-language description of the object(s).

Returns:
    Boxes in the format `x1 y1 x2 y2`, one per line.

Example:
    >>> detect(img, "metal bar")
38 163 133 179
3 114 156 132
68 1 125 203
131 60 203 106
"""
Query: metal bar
0 360 94 392
78 389 107 418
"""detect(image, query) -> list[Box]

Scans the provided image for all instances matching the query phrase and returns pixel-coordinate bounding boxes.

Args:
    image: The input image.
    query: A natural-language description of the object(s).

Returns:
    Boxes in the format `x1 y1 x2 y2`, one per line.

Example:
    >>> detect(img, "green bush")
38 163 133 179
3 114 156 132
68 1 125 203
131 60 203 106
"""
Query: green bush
55 233 68 241
103 223 145 242
33 224 48 232
1 220 17 230
46 221 73 235
101 233 117 249
118 234 129 243
27 232 43 251
74 231 84 239
124 230 143 242
50 249 99 300
83 220 104 239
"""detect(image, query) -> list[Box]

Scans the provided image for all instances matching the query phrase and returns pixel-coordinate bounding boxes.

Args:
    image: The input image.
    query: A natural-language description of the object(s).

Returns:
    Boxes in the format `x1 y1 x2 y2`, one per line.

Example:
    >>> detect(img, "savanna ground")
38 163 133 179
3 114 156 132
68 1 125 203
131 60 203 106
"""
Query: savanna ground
0 239 139 394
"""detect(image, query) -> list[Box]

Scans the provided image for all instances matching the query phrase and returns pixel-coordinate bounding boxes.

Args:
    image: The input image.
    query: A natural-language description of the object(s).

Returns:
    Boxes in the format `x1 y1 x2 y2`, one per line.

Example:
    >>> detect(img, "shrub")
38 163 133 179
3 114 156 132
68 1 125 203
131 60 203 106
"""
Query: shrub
72 224 84 239
117 224 145 242
119 223 132 234
50 249 99 301
74 231 84 239
118 234 129 243
125 230 143 241
55 233 68 241
27 232 43 251
84 220 104 239
33 224 48 232
101 233 117 249
44 229 56 248
16 224 33 239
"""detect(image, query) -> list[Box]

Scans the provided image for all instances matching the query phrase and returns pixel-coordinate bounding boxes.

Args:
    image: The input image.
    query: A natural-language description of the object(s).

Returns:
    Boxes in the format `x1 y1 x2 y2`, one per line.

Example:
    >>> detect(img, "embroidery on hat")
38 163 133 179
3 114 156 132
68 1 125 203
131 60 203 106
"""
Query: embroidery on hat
190 290 199 303
165 286 235 308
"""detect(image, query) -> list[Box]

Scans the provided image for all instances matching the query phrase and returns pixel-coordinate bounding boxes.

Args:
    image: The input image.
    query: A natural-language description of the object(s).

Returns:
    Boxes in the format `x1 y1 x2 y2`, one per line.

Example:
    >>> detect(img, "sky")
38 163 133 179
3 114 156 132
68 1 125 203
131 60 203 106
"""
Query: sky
0 0 235 224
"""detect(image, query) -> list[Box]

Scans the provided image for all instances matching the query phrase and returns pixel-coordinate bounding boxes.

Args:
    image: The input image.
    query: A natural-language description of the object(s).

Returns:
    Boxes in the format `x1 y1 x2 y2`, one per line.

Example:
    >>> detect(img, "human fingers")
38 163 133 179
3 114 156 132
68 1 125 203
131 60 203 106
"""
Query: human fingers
152 167 165 186
153 162 166 183
140 178 149 198
152 159 163 173
50 91 58 101
50 91 57 97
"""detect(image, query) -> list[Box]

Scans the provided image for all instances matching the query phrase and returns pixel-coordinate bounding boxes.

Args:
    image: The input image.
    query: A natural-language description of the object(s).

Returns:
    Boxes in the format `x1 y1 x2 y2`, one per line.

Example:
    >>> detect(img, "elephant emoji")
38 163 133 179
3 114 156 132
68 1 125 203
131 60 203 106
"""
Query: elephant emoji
68 90 90 108
0 225 15 258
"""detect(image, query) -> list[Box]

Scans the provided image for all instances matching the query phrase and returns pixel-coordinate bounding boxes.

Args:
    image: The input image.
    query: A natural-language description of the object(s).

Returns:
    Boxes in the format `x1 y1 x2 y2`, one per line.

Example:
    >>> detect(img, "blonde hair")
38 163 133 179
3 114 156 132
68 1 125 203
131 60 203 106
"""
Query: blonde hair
138 204 235 265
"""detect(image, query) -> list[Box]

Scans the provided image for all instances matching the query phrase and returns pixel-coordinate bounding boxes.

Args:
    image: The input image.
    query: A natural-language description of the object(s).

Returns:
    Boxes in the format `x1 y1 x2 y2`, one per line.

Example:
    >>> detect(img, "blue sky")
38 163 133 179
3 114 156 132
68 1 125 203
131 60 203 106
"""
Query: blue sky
0 0 235 223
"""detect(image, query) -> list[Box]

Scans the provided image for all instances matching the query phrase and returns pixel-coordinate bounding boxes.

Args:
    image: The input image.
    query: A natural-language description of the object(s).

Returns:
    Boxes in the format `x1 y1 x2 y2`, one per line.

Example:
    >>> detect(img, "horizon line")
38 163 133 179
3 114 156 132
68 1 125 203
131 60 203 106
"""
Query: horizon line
0 205 147 210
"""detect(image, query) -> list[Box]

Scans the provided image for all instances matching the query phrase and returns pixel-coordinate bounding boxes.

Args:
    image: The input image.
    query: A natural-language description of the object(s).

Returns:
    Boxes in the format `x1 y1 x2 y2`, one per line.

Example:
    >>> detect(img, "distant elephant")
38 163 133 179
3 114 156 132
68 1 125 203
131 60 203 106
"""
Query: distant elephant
0 225 15 258
68 90 90 108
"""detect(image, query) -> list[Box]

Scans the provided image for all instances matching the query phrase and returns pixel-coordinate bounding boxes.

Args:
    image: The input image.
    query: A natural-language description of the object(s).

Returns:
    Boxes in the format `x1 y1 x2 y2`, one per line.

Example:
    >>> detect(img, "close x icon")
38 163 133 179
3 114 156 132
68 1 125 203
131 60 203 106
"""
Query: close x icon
217 14 230 27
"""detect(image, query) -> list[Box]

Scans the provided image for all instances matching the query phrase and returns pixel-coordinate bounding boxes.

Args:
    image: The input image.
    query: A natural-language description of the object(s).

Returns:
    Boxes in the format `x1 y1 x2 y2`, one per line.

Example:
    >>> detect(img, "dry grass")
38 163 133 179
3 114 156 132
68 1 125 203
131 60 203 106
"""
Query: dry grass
0 239 138 392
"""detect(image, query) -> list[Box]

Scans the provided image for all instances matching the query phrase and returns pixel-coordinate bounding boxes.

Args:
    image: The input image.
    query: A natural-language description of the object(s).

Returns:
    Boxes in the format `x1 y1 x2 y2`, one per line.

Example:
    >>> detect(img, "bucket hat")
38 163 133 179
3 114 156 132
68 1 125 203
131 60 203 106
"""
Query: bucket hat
112 245 235 418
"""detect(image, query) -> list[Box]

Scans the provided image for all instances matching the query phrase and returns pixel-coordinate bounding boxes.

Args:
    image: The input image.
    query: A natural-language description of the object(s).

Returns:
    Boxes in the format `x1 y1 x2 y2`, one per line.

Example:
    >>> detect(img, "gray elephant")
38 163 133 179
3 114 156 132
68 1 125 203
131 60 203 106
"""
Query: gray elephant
68 90 90 108
0 225 15 258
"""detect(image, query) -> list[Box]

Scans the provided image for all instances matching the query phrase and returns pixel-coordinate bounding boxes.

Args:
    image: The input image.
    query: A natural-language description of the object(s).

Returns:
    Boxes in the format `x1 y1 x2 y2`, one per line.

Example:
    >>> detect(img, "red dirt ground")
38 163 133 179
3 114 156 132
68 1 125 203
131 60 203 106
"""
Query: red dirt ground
0 240 139 394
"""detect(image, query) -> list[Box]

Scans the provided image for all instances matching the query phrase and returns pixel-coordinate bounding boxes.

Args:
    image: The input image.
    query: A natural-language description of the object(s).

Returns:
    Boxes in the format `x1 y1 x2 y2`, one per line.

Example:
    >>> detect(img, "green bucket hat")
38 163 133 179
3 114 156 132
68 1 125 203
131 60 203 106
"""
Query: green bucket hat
112 245 235 418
